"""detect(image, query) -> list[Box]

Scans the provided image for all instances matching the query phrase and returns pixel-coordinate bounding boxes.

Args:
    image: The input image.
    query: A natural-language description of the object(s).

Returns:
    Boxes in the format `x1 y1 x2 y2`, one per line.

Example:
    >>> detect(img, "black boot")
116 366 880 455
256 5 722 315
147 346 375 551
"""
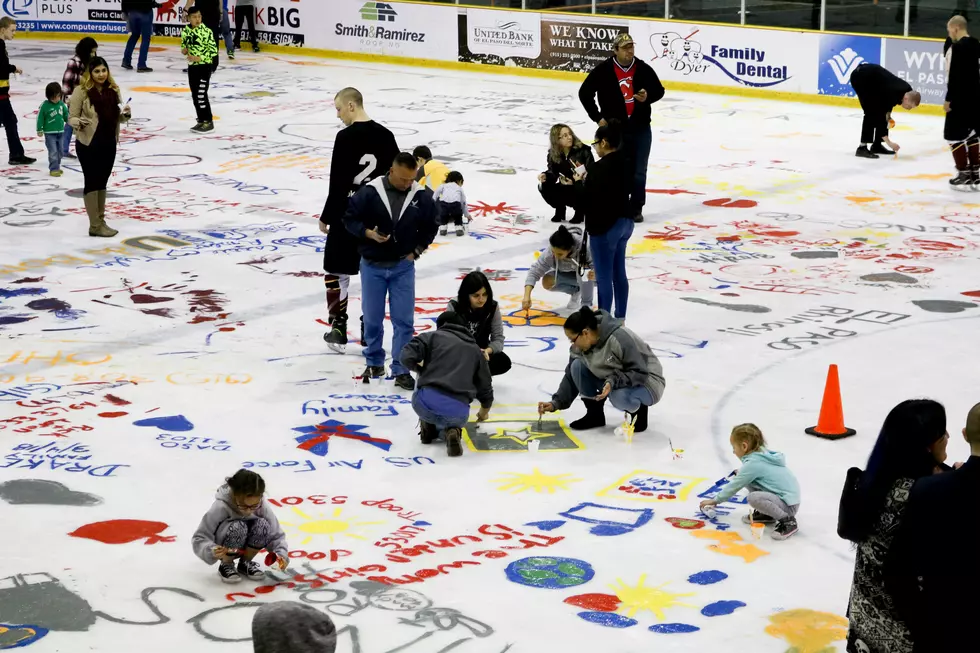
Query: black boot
551 205 566 223
569 209 584 224
870 141 895 155
361 365 385 384
570 398 606 430
628 404 648 433
359 315 366 347
419 420 436 444
855 145 878 159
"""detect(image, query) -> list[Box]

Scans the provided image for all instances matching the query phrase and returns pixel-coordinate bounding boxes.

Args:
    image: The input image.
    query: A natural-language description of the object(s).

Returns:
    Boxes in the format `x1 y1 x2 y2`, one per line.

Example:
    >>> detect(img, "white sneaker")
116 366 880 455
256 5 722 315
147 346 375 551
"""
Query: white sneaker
566 291 582 310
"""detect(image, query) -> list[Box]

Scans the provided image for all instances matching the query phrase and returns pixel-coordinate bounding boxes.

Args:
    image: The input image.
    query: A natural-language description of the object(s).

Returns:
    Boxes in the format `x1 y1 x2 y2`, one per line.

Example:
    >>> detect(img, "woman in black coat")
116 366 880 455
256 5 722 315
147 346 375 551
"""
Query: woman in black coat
538 123 594 224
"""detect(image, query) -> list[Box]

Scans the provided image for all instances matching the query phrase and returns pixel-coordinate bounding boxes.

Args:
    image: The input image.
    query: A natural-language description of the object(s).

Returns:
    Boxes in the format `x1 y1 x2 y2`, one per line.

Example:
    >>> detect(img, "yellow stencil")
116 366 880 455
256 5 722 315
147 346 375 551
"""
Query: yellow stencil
610 575 696 620
765 608 848 653
690 530 769 563
596 470 708 503
490 468 583 494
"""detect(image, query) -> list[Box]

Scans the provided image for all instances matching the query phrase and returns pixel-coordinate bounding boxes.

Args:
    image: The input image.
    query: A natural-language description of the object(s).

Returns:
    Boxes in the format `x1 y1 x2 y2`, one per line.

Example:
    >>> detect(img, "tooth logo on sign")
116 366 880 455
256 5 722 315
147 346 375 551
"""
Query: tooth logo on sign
828 47 865 85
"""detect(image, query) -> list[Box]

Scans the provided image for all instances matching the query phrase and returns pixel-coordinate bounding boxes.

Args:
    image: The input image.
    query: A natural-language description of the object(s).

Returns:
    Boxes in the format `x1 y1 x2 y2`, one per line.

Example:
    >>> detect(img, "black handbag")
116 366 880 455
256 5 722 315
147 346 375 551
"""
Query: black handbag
837 466 867 542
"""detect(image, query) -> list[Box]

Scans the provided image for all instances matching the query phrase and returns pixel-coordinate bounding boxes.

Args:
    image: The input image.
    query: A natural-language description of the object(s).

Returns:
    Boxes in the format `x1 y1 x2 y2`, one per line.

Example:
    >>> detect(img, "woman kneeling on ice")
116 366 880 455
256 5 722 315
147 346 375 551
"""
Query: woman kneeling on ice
538 307 665 433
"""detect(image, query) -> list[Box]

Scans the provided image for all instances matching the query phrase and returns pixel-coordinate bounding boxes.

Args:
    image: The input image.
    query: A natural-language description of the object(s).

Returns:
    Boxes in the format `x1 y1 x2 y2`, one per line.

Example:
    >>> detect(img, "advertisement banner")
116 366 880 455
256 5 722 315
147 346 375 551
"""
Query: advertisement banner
315 0 457 61
459 12 626 73
632 21 818 95
883 38 945 105
465 8 541 60
818 34 883 96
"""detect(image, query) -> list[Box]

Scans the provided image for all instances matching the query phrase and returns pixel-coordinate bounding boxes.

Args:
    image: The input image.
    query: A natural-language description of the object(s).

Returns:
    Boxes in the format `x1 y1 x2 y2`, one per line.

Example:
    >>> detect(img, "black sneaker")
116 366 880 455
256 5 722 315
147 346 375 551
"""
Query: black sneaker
237 559 264 581
137 67 153 73
253 44 261 53
632 210 645 223
121 63 134 70
228 50 236 60
771 517 799 541
191 121 214 133
950 171 973 189
394 374 415 391
218 561 242 583
569 212 584 224
551 208 566 223
455 225 465 237
8 156 36 165
64 152 77 159
361 365 385 384
323 324 348 352
741 510 777 525
870 142 895 155
439 226 448 236
855 146 879 159
419 420 437 444
446 427 463 457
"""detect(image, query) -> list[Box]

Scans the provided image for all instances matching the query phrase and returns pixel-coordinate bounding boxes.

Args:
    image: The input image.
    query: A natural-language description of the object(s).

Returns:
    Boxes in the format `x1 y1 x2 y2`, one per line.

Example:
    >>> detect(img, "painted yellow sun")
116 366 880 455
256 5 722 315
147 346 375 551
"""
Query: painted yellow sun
279 507 385 546
610 575 697 620
491 468 583 494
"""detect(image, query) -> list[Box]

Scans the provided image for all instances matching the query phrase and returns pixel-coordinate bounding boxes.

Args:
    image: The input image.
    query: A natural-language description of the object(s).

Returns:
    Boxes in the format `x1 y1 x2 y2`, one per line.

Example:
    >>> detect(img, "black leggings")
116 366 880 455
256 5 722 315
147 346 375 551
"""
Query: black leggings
188 65 213 123
76 140 116 194
235 5 257 48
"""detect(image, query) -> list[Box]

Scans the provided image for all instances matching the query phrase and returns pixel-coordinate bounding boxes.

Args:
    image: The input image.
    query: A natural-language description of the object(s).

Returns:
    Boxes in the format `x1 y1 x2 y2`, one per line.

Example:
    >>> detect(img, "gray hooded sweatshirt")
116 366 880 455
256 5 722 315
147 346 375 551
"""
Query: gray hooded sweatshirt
252 602 337 653
191 485 289 565
401 322 494 409
552 310 666 410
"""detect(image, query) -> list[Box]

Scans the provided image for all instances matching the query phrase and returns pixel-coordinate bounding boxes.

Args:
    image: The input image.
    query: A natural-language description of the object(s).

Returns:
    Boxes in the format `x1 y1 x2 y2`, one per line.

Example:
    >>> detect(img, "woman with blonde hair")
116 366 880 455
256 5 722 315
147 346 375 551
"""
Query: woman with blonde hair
68 56 130 237
538 123 593 223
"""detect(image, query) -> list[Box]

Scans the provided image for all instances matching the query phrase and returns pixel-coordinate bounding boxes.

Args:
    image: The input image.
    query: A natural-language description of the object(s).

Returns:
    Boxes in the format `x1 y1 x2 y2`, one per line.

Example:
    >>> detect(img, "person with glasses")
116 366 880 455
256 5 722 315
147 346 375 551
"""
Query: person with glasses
192 469 290 584
537 306 665 433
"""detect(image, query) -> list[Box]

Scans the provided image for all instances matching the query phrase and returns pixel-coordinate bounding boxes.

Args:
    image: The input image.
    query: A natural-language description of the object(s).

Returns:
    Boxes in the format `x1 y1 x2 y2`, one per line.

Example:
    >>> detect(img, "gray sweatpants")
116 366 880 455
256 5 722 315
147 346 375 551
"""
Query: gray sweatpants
747 484 798 521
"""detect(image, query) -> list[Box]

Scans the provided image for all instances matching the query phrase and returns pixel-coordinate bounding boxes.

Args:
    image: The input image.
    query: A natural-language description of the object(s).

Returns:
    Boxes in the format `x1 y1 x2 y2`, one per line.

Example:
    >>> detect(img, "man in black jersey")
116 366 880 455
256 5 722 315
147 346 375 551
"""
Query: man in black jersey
943 15 980 188
320 87 399 351
849 62 921 158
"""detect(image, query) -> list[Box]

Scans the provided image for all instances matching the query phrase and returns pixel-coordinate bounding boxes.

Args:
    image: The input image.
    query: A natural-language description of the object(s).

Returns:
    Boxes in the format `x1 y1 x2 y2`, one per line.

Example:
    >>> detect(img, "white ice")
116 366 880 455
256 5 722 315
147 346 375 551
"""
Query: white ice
1 38 978 653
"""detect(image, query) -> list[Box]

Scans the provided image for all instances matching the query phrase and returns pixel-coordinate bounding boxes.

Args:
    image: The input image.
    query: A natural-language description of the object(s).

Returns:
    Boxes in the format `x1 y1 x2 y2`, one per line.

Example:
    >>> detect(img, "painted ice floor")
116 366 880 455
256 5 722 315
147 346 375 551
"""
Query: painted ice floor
1 38 978 653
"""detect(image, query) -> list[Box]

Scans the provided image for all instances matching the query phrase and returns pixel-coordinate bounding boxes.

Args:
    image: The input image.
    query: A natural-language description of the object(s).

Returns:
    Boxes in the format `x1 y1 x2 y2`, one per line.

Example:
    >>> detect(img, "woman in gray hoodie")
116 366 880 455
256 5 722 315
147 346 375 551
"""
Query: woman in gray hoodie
538 307 665 433
252 602 336 653
192 469 289 584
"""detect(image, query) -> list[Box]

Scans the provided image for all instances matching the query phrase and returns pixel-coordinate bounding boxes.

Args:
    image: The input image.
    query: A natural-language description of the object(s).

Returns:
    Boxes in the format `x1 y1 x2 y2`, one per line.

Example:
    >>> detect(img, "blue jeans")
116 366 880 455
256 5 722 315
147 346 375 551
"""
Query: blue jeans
62 124 73 155
628 126 652 212
123 10 153 69
589 217 634 319
548 269 595 306
412 388 469 437
44 133 63 172
221 10 234 52
570 359 654 413
361 258 415 376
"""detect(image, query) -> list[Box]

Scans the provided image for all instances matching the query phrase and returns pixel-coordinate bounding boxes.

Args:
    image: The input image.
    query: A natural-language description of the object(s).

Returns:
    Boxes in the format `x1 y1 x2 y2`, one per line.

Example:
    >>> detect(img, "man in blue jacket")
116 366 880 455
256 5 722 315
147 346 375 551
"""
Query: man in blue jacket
344 152 439 391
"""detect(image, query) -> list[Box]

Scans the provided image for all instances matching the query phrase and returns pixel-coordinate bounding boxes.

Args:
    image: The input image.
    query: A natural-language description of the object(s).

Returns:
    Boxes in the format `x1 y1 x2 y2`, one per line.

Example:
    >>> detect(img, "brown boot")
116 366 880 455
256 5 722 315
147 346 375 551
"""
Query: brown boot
86 191 117 237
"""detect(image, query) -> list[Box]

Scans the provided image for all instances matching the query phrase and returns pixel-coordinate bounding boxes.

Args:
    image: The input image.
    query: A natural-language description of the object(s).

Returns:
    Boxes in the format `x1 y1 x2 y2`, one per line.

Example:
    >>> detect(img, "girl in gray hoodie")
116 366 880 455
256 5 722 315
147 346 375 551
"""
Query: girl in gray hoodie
192 469 290 584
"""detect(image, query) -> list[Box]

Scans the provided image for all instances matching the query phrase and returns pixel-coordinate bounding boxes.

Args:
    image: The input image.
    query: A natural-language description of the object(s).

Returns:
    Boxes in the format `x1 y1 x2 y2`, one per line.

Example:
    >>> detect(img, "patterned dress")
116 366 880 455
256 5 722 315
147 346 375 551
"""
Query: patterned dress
846 477 915 653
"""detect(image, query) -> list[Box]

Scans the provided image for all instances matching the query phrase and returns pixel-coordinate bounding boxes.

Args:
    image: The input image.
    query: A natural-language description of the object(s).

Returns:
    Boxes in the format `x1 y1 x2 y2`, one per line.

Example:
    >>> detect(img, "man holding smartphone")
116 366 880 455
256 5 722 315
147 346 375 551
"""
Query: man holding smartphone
343 152 439 391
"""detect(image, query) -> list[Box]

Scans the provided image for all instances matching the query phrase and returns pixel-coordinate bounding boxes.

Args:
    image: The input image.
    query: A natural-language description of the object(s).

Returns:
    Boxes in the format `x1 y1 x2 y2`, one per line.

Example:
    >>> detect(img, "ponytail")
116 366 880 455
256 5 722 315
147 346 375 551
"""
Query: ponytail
563 306 598 334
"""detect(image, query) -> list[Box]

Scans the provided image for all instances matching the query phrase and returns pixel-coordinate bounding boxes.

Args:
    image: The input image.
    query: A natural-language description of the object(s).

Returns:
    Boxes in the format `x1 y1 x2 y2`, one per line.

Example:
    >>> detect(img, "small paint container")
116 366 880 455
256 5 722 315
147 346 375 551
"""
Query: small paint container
750 522 765 540
528 439 540 453
701 505 717 519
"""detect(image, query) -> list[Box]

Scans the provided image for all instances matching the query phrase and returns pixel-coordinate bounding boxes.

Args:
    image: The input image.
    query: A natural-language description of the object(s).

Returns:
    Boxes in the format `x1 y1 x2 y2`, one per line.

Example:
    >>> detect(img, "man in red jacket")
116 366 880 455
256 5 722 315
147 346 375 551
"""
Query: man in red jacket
579 33 664 223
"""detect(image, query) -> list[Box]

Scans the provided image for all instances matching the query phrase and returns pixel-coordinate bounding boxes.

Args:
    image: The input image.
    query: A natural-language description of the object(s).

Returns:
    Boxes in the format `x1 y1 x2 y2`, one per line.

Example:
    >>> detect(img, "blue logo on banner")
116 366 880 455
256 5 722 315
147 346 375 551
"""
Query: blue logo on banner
818 34 882 96
1 0 33 18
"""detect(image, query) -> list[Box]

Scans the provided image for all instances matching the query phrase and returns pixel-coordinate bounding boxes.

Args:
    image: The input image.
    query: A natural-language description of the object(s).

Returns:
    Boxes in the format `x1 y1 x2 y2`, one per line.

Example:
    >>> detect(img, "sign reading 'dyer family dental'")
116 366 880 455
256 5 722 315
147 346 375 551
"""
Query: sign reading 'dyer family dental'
631 20 819 95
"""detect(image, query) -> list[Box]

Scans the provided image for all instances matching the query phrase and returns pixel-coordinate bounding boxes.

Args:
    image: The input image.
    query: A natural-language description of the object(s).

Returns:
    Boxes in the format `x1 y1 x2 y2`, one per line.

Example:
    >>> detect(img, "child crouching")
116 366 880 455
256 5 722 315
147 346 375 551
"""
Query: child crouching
433 171 470 237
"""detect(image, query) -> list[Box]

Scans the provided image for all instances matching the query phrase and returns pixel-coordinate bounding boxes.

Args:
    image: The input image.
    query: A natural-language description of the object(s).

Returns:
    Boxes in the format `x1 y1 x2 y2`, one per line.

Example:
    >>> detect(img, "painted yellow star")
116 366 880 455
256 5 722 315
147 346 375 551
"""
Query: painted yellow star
489 425 555 445
491 468 583 494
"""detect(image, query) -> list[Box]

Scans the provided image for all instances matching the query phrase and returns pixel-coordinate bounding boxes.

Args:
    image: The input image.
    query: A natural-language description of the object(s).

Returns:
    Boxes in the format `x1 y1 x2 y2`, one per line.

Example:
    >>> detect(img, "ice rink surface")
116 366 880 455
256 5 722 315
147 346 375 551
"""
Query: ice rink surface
1 38 978 653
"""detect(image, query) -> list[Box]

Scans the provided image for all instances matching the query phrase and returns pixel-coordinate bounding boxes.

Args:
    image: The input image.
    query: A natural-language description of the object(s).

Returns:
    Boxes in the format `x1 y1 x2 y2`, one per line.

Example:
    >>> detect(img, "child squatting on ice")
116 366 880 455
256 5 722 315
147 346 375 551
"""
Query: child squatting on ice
192 469 290 584
433 171 471 237
523 224 595 313
700 423 802 541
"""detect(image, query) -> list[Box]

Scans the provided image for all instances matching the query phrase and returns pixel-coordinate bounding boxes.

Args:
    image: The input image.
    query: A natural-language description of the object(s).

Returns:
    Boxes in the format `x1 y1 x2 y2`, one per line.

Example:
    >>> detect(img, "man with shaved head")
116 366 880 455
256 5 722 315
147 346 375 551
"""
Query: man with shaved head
887 401 980 652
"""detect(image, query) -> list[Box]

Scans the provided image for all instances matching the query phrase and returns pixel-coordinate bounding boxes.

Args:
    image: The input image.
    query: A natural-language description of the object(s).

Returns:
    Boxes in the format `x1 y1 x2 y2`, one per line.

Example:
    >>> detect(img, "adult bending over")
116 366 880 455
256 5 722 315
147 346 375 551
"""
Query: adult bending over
448 271 510 376
538 124 593 223
839 399 950 653
69 57 130 238
849 62 920 158
538 307 664 433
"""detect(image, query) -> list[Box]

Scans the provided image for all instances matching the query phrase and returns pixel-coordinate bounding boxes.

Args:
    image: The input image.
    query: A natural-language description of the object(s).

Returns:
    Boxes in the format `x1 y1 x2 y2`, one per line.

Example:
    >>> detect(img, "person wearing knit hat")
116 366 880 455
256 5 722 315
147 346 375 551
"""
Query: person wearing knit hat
252 602 337 653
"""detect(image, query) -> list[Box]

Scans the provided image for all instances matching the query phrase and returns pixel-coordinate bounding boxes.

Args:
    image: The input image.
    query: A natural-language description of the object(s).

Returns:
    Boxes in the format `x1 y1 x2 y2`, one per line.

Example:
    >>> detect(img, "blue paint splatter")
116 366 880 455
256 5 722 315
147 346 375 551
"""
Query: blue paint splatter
0 287 47 299
688 570 728 585
701 600 746 617
0 315 36 326
525 520 566 531
558 502 654 537
413 520 431 527
26 298 85 320
649 623 700 634
577 611 637 628
133 415 195 432
0 623 50 648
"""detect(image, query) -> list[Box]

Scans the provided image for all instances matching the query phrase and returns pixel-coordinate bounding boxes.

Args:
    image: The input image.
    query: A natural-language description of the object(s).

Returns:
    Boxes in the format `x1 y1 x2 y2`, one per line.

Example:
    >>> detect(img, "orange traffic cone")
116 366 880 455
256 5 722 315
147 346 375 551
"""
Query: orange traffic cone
805 364 856 440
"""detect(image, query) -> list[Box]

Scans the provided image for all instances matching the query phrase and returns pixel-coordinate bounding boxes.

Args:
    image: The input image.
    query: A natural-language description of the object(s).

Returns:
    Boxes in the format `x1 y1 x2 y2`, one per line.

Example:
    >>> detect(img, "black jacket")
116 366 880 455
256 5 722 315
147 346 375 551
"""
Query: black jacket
945 35 980 107
543 143 594 186
121 1 158 12
850 63 911 110
0 39 14 100
343 176 438 263
579 56 665 129
400 323 494 409
574 149 631 236
886 456 980 653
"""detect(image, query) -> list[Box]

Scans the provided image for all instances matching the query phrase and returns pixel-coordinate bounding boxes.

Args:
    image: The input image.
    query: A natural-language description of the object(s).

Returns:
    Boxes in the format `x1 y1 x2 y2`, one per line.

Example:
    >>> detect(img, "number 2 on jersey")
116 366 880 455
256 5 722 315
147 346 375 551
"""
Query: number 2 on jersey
353 154 378 186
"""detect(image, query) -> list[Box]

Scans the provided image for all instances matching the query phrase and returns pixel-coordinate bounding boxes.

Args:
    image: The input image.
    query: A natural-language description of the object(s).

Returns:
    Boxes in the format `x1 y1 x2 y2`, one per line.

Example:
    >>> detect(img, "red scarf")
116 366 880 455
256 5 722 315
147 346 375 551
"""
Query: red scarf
87 85 120 123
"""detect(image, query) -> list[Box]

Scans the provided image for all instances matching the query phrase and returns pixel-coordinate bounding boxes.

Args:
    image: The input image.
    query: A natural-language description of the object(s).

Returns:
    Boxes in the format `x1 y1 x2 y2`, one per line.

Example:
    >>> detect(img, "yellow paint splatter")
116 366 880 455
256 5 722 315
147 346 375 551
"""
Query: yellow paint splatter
845 196 883 204
490 468 583 494
500 308 565 328
690 530 770 563
629 238 676 256
610 575 696 620
891 173 949 180
765 608 848 653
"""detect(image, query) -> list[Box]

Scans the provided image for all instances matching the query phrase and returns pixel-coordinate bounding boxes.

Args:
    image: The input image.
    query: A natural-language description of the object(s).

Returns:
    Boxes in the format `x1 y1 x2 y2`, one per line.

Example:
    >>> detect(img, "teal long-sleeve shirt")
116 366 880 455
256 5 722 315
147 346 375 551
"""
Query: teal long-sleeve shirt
714 449 802 506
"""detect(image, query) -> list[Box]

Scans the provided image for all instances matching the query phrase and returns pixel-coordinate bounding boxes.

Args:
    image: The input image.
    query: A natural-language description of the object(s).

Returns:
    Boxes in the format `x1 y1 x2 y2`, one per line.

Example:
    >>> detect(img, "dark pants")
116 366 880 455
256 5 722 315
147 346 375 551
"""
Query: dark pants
76 141 116 194
625 126 652 212
123 9 153 69
539 183 580 219
851 65 887 145
207 24 220 72
188 65 213 123
488 351 511 376
0 98 24 160
235 5 258 48
570 359 655 412
438 200 463 226
590 217 634 319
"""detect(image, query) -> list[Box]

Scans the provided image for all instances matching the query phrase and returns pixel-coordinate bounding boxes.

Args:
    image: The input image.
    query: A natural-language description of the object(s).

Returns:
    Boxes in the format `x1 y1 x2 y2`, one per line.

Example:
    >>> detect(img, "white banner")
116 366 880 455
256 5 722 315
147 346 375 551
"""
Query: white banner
466 8 541 60
311 0 457 60
632 21 819 95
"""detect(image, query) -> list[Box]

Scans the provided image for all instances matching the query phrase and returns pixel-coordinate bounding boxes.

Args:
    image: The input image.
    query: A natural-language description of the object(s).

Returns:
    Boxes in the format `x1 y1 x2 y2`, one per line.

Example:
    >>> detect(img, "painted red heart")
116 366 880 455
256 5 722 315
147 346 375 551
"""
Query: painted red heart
703 198 758 208
98 412 129 418
962 290 980 298
564 593 622 612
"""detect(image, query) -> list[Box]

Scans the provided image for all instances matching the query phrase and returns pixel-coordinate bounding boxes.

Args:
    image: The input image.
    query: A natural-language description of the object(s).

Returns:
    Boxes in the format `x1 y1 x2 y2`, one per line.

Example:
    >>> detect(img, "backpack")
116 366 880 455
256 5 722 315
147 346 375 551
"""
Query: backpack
837 466 867 542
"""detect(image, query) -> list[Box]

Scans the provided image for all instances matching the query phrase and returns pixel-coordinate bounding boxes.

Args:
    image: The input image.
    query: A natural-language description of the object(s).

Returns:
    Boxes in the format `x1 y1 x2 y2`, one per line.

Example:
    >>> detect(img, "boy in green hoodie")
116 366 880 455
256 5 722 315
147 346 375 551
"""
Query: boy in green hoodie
181 6 218 133
700 423 802 540
36 82 69 177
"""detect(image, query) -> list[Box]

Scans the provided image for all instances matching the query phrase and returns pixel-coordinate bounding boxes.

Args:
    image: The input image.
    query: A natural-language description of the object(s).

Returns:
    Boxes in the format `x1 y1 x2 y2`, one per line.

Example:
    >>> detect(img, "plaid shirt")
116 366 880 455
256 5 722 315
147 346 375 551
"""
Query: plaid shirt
62 56 84 98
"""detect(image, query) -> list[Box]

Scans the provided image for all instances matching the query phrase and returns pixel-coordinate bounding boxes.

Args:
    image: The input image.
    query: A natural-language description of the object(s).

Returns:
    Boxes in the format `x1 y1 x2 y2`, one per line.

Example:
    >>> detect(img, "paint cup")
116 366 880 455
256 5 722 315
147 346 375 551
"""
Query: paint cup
750 522 765 540
528 439 540 453
701 505 717 519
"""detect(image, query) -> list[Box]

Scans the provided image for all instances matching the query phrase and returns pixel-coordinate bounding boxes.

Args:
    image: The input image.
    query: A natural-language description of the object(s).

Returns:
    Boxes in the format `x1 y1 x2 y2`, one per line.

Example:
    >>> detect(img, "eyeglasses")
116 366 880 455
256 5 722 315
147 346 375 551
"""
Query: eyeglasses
568 331 584 345
236 499 262 511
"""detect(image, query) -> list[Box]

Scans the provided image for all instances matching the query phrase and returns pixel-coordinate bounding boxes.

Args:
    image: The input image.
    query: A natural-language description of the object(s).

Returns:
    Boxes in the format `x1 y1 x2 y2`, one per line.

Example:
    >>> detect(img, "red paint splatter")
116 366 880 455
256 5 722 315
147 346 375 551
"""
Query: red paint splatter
894 266 933 274
184 289 229 322
646 188 704 196
703 198 758 208
145 407 160 413
141 308 176 318
717 235 741 243
962 290 980 298
720 292 740 297
69 520 175 545
130 294 175 304
285 271 322 278
12 276 44 284
564 594 622 612
104 394 131 406
98 411 129 418
665 517 707 530
218 327 236 332
749 228 800 238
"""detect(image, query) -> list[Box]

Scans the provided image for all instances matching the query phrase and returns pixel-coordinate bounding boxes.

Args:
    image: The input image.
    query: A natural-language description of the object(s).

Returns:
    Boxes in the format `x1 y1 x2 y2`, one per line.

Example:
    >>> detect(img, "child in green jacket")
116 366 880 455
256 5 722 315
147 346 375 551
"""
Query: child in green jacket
181 7 218 133
36 82 68 177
